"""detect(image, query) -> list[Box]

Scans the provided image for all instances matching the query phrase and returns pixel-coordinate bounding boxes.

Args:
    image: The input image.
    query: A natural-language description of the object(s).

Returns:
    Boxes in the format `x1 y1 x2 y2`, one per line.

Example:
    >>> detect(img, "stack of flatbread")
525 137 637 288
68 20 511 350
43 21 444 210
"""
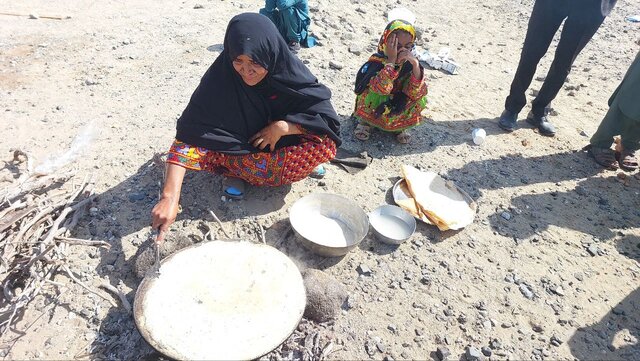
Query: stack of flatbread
396 165 475 231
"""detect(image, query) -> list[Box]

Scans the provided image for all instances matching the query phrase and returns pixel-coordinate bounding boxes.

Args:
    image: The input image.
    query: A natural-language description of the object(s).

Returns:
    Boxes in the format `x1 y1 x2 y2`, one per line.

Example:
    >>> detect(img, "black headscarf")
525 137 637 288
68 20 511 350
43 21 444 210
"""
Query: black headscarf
176 13 341 154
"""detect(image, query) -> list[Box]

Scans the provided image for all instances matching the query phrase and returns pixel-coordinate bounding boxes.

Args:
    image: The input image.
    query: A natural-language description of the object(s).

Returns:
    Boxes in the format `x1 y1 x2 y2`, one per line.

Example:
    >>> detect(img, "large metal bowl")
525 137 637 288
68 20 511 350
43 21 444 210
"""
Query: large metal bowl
369 205 416 245
289 193 369 257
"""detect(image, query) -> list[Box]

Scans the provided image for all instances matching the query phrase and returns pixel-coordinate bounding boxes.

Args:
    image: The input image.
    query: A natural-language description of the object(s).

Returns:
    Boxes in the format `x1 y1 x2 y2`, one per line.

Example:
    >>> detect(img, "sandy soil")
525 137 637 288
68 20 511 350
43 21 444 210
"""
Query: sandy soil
1 0 640 359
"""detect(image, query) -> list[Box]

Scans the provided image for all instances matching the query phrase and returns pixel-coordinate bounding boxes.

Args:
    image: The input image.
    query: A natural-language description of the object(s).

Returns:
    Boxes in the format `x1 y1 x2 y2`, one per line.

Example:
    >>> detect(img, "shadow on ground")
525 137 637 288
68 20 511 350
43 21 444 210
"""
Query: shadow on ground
568 235 640 360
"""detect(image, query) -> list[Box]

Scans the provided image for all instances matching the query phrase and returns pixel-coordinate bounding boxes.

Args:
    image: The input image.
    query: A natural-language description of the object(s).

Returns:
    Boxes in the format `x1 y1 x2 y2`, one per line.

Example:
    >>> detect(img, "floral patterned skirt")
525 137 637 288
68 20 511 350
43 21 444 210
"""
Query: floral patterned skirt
166 137 337 186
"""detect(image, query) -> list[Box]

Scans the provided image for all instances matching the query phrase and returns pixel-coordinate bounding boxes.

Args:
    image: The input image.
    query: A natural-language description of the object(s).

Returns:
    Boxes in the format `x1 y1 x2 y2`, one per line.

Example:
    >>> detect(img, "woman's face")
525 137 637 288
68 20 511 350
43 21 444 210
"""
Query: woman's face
232 55 268 86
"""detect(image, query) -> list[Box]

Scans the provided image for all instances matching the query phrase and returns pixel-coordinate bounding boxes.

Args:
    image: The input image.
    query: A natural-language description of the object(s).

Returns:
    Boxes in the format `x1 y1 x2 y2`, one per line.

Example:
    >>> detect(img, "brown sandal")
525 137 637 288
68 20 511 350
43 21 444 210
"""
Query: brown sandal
619 149 639 171
588 146 618 170
354 123 371 141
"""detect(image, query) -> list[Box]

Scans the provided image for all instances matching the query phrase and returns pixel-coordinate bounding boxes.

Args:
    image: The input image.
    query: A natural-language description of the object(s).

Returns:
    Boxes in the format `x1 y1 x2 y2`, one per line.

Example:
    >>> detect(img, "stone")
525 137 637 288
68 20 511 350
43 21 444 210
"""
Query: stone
302 269 348 322
29 13 39 19
193 3 204 8
550 335 563 347
489 339 502 349
553 286 565 296
84 78 98 86
357 264 372 276
519 284 535 299
500 211 512 221
465 346 483 361
612 307 625 316
365 339 377 356
481 346 492 357
587 245 599 256
436 347 450 361
328 61 344 70
128 192 146 202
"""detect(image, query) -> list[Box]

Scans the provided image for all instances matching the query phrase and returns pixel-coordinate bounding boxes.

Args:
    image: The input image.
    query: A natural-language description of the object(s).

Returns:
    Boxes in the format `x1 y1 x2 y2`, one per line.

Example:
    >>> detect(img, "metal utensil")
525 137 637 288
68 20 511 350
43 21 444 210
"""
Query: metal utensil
149 228 161 278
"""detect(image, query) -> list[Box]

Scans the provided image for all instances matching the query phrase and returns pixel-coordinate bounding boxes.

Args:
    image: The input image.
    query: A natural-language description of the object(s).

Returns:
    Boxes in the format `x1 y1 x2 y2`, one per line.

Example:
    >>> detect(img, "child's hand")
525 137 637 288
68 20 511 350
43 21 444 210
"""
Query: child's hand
384 33 398 64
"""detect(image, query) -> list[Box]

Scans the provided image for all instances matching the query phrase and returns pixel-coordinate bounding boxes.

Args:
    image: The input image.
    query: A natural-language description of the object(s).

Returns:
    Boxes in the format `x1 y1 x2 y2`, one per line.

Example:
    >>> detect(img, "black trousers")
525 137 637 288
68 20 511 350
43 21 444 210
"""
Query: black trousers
505 0 606 117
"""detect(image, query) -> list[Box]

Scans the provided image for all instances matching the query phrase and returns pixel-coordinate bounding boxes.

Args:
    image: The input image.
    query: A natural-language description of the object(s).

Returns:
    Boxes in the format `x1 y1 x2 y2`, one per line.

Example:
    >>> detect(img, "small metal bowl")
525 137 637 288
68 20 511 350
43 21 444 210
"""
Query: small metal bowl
369 205 416 245
289 193 369 257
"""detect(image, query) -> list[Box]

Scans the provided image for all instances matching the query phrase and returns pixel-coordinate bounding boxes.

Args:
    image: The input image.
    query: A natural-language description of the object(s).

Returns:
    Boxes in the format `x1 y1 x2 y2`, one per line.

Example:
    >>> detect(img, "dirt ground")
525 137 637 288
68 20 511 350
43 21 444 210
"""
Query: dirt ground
1 0 640 359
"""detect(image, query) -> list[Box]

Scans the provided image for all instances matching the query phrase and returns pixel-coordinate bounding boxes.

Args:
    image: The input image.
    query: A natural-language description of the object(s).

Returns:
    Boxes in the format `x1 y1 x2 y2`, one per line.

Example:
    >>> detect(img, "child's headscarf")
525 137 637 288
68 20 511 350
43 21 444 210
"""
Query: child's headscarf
354 20 417 95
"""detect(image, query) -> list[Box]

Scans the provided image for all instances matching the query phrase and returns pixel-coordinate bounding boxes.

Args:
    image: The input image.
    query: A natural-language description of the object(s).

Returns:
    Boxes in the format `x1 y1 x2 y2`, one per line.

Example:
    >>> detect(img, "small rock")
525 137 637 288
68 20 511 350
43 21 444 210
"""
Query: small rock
465 346 483 361
568 91 576 97
191 60 201 65
532 323 544 333
535 76 546 82
550 335 563 347
365 339 377 356
302 269 348 322
128 192 146 202
357 264 372 276
530 89 539 96
376 341 386 353
481 346 492 357
574 272 584 281
500 211 512 221
29 13 39 19
193 4 204 8
612 307 625 316
587 245 599 256
553 286 565 296
328 61 344 70
519 284 535 299
84 78 98 86
387 324 397 333
579 130 590 137
436 347 450 361
89 207 99 216
489 339 502 349
348 46 363 55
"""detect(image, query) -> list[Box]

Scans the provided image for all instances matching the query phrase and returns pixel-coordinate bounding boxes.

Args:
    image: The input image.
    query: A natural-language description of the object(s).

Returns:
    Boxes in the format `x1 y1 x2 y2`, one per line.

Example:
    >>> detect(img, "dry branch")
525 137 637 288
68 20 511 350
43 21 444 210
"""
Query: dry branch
0 165 104 339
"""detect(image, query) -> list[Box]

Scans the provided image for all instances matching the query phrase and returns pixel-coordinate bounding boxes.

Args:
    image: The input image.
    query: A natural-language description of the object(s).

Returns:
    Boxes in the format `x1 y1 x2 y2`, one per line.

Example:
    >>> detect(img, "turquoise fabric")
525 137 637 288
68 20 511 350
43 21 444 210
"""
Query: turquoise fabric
260 0 316 47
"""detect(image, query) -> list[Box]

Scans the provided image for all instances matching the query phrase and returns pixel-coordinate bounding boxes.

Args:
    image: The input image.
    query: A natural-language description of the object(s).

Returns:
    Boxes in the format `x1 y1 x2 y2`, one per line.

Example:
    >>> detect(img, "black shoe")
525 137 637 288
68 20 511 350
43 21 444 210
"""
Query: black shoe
526 111 556 137
288 41 301 53
498 109 518 132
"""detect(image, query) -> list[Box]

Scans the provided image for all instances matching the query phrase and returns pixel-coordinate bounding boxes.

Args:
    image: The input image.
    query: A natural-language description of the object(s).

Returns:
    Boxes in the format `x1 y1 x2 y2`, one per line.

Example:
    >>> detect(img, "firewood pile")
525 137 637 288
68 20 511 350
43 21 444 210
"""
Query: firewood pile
0 150 110 338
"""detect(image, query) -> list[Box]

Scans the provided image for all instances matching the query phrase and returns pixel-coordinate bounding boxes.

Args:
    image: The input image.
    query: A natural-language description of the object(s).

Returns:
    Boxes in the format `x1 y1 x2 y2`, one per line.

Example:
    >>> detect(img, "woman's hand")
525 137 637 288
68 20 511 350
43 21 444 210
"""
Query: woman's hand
250 120 301 151
150 162 186 245
151 196 180 243
384 33 398 64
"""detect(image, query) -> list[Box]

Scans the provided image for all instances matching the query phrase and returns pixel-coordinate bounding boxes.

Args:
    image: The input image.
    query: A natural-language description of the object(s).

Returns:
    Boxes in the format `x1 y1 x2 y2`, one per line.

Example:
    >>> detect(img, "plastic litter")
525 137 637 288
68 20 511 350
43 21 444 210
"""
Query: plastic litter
417 47 461 75
625 15 640 23
472 128 486 145
34 121 97 175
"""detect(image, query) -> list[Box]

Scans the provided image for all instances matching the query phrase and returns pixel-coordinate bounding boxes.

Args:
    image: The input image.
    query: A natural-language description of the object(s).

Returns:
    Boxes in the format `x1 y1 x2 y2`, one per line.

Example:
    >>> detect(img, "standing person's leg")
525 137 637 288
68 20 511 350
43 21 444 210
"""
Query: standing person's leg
530 4 605 118
499 0 567 131
590 103 622 149
619 114 640 170
588 102 622 169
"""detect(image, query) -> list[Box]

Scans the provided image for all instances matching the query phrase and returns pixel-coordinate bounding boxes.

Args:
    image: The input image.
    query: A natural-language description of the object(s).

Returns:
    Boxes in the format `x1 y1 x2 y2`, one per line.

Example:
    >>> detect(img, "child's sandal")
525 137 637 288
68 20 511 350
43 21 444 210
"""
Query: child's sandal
396 130 411 144
354 123 371 141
